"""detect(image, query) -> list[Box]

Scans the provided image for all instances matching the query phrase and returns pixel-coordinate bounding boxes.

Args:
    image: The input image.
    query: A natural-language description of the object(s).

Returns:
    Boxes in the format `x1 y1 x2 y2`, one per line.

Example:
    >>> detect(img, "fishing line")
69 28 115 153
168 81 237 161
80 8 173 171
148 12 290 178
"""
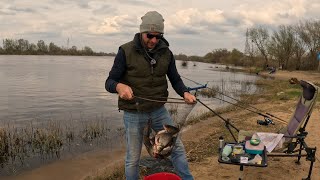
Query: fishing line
182 75 266 111
210 95 287 124
181 75 287 124
197 98 239 142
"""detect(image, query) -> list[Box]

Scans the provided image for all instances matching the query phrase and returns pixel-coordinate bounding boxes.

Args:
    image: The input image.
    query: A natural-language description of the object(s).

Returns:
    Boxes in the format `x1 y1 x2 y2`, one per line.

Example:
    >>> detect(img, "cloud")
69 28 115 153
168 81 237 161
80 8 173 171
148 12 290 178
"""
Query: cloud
235 0 307 27
52 0 90 9
88 15 139 35
9 6 36 13
118 0 154 7
92 5 117 15
17 31 61 39
0 4 17 15
175 28 199 35
166 9 222 34
304 1 320 20
166 8 244 35
0 5 36 15
1 0 320 55
0 10 15 15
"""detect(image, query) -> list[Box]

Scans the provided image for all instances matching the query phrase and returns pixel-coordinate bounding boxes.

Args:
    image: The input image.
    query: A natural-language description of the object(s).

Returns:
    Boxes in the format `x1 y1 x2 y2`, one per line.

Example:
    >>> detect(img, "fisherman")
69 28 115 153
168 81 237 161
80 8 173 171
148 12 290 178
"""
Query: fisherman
105 11 196 180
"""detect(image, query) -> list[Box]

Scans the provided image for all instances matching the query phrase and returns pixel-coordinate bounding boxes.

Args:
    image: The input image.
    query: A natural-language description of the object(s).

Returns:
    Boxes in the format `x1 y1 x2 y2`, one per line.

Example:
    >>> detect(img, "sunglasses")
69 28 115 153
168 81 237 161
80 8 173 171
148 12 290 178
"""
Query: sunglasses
146 33 163 39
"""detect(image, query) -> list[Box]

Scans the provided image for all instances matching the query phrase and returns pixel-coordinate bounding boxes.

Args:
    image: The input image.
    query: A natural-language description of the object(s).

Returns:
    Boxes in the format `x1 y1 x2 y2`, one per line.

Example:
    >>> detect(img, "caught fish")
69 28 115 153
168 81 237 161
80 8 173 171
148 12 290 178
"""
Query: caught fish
143 121 179 159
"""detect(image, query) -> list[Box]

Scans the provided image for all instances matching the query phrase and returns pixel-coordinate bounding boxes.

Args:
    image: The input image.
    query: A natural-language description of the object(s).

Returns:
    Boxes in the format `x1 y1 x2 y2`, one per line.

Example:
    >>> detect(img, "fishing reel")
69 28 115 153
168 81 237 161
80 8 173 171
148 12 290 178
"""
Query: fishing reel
257 117 275 126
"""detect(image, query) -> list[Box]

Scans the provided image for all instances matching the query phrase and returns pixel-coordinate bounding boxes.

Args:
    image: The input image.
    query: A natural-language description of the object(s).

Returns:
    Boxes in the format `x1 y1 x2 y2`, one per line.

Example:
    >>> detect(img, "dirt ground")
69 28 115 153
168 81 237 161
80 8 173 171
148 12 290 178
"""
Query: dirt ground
2 70 320 180
186 99 320 180
185 70 320 180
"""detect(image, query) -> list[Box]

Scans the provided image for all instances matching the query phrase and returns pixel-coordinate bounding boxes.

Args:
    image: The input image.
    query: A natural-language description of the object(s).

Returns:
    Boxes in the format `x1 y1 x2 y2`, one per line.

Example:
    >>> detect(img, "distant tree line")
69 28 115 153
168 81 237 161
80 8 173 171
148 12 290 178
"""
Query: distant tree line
174 48 245 66
0 39 116 56
175 19 320 71
245 20 320 71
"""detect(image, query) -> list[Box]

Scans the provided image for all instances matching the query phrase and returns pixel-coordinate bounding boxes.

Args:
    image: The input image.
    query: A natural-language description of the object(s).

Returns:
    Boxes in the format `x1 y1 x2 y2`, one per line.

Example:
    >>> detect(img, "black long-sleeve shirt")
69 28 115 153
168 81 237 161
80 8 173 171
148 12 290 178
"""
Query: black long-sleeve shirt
105 48 188 97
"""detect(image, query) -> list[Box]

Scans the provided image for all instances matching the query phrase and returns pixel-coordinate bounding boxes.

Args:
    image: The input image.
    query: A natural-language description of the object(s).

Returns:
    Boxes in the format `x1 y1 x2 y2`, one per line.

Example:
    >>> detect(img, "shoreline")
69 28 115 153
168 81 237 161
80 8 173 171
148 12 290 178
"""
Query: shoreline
2 148 126 180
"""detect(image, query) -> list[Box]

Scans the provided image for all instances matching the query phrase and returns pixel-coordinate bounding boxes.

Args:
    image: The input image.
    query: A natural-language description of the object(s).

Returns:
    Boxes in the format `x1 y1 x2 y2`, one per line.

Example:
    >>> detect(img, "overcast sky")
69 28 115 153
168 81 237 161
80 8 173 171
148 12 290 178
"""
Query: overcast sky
1 0 319 56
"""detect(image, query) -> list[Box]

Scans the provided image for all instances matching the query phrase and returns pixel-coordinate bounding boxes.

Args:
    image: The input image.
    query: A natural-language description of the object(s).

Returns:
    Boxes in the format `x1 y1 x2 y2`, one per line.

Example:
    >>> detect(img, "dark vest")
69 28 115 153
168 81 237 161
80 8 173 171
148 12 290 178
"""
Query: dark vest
119 36 171 112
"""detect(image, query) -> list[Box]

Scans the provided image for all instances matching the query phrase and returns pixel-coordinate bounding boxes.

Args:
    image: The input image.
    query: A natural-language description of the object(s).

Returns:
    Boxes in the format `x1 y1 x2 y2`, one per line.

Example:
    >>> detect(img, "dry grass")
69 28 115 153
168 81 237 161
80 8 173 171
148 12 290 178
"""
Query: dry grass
197 86 219 98
0 118 116 171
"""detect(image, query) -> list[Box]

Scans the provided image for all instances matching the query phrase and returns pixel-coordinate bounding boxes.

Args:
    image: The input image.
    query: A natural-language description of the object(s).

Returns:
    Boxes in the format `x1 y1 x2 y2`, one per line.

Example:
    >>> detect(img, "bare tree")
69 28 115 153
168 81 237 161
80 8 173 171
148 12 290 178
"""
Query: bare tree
244 28 255 66
37 40 48 54
268 25 295 70
292 25 307 70
17 39 29 53
296 20 320 70
248 26 270 68
267 37 282 68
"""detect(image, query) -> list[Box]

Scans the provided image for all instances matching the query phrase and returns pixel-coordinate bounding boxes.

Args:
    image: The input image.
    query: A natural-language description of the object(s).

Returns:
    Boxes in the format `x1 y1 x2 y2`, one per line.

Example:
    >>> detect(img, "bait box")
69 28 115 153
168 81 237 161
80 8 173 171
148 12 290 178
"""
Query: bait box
245 140 264 155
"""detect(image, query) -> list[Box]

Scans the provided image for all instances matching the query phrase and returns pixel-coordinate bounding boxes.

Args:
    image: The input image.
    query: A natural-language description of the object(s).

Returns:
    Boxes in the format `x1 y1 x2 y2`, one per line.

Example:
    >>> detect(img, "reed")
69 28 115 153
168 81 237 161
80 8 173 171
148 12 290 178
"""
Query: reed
197 86 218 98
0 114 119 173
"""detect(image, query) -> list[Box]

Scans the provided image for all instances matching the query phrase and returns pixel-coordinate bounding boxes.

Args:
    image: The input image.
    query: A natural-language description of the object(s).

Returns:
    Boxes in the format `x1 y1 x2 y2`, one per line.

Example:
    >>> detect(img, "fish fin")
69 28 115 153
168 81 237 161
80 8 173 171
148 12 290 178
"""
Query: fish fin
163 124 179 134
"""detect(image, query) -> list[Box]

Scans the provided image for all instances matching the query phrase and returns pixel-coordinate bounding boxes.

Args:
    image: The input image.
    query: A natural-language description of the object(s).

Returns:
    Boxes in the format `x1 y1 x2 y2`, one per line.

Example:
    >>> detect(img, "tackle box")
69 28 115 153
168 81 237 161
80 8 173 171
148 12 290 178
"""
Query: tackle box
245 140 264 155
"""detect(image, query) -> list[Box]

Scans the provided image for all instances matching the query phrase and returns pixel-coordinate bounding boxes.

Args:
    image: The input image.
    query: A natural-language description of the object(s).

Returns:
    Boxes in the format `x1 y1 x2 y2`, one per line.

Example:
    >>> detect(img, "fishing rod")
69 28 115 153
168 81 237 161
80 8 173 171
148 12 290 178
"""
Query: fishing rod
182 75 267 112
181 75 287 125
134 95 186 104
197 98 239 142
210 96 287 124
187 84 207 91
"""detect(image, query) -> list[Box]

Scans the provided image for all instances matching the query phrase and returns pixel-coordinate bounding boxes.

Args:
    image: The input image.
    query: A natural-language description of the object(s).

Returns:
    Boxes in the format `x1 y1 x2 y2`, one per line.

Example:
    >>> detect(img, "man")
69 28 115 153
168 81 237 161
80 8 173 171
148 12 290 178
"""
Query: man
105 11 195 180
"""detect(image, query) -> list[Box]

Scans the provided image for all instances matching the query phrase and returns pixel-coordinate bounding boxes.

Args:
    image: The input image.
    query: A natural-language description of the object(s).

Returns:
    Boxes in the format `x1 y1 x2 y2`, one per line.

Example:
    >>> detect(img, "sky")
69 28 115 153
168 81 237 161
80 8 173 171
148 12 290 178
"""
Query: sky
1 0 319 56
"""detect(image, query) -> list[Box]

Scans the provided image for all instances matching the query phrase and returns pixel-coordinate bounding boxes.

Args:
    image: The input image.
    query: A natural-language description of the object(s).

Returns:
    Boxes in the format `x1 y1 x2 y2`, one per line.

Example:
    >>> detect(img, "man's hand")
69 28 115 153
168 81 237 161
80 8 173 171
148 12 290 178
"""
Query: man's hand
183 92 196 104
116 83 134 100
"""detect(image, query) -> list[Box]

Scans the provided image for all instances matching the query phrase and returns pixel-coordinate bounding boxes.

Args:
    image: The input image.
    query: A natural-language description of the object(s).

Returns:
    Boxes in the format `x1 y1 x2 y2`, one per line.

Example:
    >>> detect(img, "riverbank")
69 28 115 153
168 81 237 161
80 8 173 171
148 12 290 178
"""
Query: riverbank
3 70 320 180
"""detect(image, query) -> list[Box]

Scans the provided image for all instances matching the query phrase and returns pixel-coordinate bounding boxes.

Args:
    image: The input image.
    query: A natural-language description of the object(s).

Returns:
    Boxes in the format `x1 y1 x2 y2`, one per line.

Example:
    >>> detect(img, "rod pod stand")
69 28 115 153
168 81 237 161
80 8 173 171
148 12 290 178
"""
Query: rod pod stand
197 98 239 142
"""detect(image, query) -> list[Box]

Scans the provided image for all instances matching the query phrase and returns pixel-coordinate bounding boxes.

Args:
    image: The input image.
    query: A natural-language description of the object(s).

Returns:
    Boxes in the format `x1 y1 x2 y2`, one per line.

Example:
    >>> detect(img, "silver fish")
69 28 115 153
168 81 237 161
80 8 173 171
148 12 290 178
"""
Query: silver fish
143 122 179 159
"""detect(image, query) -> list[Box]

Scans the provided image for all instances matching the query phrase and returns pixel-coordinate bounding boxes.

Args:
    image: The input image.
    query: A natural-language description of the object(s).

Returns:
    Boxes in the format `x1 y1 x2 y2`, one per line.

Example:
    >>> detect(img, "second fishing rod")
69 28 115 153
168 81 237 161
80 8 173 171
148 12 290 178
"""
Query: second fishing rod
182 75 287 125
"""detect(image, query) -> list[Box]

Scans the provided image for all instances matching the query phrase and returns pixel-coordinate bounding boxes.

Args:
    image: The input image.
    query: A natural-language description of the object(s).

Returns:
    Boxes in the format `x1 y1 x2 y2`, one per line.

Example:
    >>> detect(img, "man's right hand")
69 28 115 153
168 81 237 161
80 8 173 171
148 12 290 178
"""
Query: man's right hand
116 83 134 100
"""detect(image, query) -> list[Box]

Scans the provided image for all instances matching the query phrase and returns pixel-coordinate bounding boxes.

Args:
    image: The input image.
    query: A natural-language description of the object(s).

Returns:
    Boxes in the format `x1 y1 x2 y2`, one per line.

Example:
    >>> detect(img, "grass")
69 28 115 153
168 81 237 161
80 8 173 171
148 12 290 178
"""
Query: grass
240 79 302 103
0 117 118 172
197 86 218 98
186 105 237 125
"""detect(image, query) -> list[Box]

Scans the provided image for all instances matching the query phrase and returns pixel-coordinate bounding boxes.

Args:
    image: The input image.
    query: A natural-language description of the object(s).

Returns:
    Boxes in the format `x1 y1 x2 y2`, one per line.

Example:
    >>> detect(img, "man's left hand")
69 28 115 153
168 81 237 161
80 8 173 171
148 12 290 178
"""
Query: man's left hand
183 92 196 104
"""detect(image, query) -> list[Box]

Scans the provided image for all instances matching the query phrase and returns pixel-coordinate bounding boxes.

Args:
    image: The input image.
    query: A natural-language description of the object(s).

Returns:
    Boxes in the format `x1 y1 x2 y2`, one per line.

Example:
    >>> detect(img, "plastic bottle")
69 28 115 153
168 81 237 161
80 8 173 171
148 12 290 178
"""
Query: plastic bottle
222 145 232 157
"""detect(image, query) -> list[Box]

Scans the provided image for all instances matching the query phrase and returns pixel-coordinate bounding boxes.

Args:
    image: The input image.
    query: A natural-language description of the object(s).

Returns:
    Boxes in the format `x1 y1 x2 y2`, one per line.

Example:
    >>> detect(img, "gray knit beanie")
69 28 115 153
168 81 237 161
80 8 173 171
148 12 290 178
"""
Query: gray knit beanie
140 11 164 33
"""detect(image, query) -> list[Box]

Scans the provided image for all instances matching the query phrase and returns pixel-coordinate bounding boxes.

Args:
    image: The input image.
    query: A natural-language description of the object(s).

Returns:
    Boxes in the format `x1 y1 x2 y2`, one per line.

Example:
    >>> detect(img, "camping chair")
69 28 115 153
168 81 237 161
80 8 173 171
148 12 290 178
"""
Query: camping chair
238 80 318 180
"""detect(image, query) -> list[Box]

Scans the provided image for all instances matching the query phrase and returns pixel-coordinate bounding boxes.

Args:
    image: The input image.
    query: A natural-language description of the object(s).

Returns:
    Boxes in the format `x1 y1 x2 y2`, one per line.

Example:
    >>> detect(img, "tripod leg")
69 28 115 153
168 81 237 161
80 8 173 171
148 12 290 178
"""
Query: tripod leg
239 165 244 180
